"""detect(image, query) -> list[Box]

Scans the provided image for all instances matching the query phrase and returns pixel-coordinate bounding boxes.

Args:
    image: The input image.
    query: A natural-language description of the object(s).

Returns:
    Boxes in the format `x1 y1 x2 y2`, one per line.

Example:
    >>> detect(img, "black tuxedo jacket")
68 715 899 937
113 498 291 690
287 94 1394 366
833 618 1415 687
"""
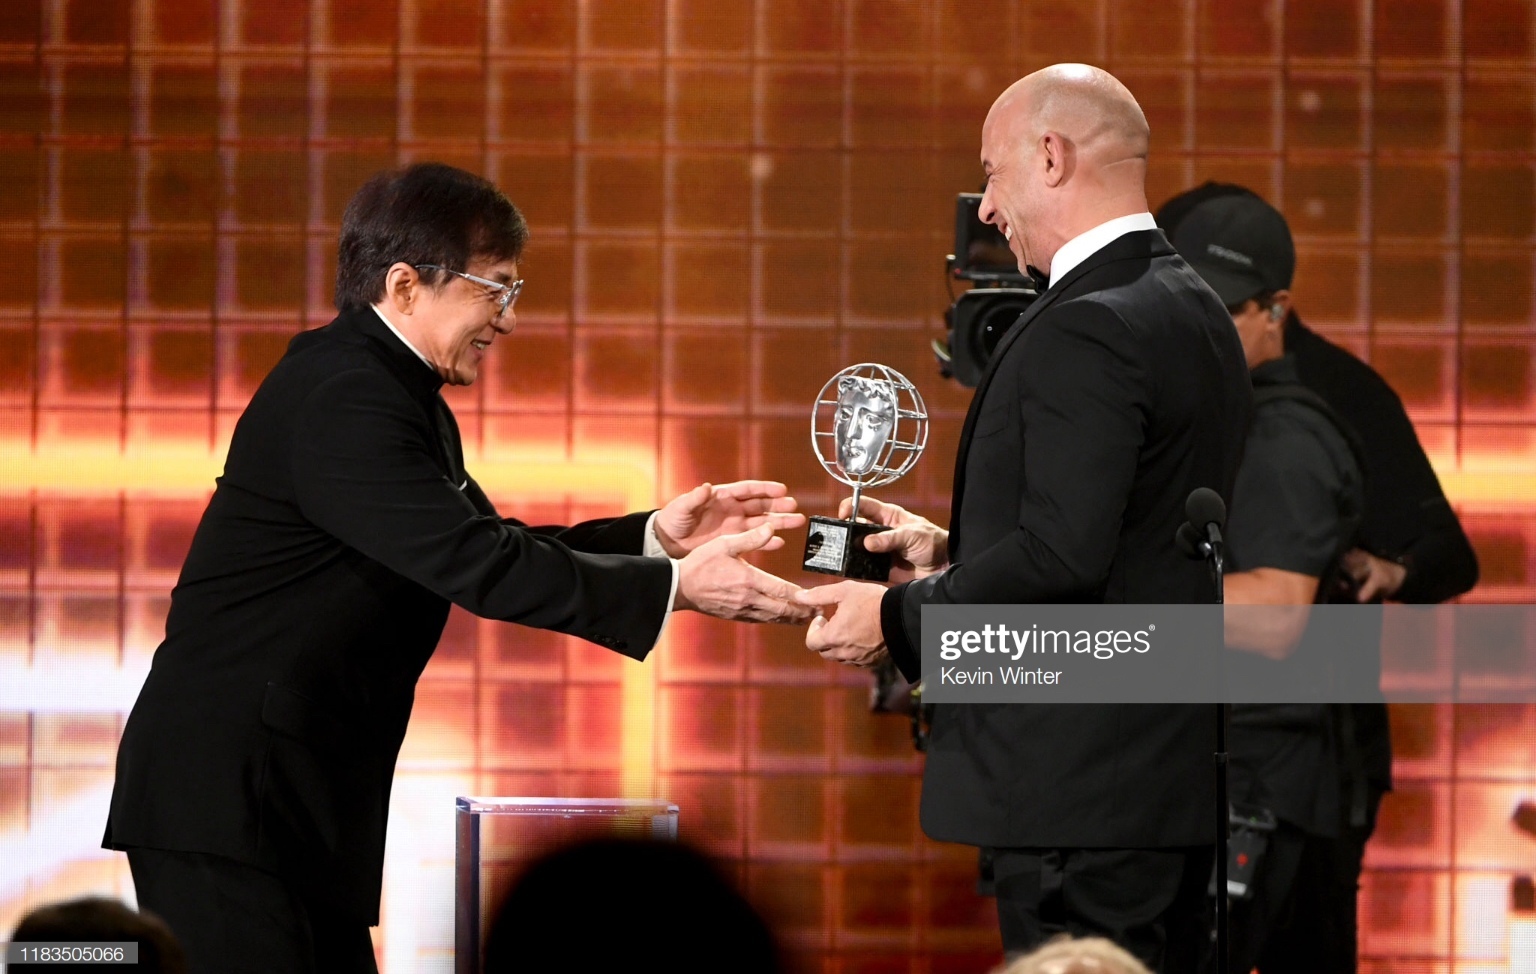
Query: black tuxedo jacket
881 228 1251 848
103 308 673 922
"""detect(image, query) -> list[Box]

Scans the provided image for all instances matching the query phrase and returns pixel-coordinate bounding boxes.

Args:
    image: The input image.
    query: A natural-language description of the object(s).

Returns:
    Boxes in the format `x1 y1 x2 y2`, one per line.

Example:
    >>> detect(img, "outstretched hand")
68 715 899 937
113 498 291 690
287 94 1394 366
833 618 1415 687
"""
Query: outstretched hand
674 524 815 624
796 580 890 668
656 481 806 557
837 495 949 583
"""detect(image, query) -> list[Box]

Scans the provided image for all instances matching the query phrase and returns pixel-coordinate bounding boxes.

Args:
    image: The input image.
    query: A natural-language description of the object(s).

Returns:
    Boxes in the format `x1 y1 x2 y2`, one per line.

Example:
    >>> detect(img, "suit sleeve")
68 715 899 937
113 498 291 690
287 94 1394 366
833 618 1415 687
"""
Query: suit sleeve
462 475 657 556
1394 503 1479 604
883 301 1149 682
1352 383 1479 603
290 367 672 659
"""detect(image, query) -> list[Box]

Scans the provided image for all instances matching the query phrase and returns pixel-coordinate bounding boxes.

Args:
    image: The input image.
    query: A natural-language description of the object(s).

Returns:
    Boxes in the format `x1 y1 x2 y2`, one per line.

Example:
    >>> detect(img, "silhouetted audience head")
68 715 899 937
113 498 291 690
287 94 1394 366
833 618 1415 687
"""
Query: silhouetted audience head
9 896 186 974
483 838 780 973
995 935 1153 974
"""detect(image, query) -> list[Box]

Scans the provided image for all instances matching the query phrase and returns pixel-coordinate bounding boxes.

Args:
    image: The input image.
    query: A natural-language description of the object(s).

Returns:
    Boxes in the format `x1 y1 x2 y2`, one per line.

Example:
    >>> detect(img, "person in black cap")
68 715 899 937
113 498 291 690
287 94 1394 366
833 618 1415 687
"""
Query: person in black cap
1159 183 1478 604
1160 185 1480 972
1176 191 1365 973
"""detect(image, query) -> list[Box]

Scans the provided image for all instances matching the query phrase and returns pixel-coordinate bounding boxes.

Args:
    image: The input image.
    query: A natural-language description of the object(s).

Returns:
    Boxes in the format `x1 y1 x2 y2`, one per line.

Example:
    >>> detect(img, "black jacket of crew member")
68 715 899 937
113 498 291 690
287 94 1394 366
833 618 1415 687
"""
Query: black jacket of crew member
1284 313 1479 794
1285 314 1478 604
1225 355 1366 838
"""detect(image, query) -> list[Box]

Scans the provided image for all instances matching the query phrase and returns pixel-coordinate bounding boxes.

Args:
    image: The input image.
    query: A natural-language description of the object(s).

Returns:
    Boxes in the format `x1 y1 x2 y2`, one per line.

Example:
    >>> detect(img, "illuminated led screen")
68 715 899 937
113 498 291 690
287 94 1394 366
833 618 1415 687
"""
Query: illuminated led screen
2 1 1535 971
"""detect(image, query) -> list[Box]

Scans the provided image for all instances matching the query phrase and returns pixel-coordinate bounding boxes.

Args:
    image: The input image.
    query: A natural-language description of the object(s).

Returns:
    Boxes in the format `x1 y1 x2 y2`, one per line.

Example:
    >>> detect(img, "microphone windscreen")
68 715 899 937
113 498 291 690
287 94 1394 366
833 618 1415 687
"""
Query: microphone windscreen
1175 521 1205 559
1185 487 1227 529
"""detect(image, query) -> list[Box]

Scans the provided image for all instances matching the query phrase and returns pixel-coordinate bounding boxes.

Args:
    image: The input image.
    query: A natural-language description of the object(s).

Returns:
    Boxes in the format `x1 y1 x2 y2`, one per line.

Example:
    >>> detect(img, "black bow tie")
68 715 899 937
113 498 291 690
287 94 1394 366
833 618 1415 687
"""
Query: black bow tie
1025 265 1049 292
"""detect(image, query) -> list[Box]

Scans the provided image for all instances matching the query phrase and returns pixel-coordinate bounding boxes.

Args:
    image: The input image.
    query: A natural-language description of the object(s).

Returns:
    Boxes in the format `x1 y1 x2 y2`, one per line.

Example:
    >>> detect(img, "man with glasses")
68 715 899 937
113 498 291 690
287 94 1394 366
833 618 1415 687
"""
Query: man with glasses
103 163 812 974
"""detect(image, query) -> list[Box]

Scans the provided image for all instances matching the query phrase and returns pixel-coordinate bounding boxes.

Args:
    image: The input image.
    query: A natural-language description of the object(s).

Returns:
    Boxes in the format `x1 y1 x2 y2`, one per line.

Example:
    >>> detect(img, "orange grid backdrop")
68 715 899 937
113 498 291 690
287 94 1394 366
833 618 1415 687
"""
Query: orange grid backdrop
2 1 1536 972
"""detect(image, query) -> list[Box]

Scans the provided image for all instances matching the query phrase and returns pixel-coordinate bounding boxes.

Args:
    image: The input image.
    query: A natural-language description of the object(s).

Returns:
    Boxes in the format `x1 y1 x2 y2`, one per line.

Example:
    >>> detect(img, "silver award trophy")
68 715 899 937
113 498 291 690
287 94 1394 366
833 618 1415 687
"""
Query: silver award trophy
802 364 929 581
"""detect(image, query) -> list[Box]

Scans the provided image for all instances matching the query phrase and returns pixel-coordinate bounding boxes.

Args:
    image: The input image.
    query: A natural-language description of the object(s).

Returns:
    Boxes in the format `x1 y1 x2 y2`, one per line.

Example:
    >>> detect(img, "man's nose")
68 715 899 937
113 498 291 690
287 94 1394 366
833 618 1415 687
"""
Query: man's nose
978 186 997 225
494 310 516 334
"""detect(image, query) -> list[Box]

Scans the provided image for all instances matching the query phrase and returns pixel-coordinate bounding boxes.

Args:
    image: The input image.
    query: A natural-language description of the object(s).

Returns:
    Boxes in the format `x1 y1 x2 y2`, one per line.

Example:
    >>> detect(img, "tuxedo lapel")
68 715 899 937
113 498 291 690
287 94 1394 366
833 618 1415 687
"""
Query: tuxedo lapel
959 273 1068 428
967 229 1173 406
945 283 1065 543
947 229 1175 550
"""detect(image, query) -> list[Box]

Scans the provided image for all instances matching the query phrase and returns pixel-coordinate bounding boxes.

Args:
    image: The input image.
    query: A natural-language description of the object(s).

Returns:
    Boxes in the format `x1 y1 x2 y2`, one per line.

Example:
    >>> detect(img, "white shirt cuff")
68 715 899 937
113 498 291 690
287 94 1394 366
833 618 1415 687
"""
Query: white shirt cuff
644 511 681 648
643 511 669 558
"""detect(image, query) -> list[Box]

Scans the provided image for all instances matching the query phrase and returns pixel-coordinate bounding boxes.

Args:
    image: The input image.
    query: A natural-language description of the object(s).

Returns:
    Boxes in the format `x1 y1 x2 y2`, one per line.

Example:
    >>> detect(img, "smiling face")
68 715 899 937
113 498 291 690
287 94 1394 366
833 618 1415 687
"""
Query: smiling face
977 102 1040 275
974 67 1152 282
404 258 519 386
834 377 896 477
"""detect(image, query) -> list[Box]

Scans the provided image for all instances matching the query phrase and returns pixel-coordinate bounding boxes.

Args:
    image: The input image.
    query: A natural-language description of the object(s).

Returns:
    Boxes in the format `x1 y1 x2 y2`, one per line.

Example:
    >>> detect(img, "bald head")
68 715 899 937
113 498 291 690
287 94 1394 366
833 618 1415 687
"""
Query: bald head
977 64 1152 273
987 64 1150 175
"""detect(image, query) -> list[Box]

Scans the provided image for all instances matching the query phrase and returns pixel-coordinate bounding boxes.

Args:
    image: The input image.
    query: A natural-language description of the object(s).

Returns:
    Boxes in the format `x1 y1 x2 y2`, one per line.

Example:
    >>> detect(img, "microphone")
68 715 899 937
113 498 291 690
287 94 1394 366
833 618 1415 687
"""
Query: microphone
1175 520 1207 559
1174 488 1227 562
1185 487 1226 548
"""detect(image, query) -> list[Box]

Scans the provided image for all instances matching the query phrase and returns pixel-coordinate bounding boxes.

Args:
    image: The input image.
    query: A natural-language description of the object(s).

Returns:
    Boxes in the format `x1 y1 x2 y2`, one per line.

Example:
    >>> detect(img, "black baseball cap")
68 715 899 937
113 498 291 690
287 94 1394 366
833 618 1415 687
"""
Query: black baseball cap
1163 187 1295 308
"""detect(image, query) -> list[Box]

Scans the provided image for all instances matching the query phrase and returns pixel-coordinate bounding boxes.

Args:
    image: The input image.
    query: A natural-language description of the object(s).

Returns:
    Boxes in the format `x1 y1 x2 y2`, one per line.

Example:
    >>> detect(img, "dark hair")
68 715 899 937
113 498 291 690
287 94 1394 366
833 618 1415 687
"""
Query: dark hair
1226 290 1278 317
10 897 186 974
334 162 529 312
483 839 781 973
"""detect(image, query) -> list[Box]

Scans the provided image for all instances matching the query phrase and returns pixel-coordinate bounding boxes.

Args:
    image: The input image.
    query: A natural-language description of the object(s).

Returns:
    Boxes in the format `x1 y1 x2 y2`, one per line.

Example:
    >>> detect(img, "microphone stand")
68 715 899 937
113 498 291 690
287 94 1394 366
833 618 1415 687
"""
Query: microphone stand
1179 492 1229 973
1202 528 1229 974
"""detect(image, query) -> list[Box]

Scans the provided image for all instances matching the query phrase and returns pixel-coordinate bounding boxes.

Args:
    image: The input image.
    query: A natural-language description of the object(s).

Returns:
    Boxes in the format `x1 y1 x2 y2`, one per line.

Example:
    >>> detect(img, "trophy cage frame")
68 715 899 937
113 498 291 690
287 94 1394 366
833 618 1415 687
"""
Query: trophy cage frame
804 363 929 580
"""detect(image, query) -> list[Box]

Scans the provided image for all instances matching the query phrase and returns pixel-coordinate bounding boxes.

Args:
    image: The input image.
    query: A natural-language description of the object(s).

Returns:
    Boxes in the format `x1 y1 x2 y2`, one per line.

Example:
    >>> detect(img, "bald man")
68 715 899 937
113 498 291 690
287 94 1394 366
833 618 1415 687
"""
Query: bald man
798 65 1251 968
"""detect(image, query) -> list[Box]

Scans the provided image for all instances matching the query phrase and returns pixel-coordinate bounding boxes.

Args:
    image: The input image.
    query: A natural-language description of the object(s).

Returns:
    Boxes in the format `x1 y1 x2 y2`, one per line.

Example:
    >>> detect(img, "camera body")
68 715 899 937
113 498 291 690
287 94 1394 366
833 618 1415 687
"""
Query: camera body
937 193 1040 387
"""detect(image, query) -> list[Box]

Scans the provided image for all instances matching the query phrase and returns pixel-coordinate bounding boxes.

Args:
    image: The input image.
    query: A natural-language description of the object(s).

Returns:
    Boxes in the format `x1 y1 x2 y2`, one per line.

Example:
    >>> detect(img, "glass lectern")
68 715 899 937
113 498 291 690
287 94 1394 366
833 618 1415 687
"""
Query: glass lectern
454 796 680 974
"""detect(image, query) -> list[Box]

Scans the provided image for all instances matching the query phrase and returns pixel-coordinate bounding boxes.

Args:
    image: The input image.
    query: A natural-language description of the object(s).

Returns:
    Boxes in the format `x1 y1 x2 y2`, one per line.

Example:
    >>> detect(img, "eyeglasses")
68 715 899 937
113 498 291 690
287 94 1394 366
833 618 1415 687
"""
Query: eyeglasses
416 265 523 319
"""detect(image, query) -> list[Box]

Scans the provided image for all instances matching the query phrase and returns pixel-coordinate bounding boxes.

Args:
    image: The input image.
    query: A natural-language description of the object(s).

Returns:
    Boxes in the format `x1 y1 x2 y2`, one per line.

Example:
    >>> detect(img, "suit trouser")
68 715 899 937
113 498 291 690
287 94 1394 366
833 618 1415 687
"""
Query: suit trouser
1228 789 1383 974
1313 787 1385 974
126 848 378 974
991 846 1214 974
1215 813 1380 974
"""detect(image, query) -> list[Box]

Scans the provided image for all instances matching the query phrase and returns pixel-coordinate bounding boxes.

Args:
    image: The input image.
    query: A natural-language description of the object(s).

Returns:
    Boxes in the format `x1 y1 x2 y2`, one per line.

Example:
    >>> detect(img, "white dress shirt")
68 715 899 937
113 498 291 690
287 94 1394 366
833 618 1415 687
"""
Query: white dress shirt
1048 212 1158 288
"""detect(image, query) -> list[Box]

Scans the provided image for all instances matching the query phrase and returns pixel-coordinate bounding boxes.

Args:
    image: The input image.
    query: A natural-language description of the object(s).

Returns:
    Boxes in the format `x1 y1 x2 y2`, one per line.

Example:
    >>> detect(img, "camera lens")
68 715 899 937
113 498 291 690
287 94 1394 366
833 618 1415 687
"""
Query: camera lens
978 302 1026 358
946 288 1039 387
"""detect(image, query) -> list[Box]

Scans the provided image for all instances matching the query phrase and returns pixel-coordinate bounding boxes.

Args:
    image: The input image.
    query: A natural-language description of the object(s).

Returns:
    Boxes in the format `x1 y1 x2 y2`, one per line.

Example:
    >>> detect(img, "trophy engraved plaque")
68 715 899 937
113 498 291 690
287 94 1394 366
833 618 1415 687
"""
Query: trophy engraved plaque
803 364 929 581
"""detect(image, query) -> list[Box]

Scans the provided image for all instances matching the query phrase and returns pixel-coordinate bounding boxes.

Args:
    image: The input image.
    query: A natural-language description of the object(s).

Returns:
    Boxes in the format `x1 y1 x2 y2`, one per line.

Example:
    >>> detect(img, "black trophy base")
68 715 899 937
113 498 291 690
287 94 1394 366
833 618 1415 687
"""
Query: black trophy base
802 515 892 581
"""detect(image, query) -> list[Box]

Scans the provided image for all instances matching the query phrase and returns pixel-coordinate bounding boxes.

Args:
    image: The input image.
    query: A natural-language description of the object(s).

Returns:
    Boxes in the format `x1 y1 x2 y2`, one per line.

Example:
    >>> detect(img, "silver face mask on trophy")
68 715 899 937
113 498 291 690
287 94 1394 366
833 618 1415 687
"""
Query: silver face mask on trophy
833 376 896 477
802 364 928 581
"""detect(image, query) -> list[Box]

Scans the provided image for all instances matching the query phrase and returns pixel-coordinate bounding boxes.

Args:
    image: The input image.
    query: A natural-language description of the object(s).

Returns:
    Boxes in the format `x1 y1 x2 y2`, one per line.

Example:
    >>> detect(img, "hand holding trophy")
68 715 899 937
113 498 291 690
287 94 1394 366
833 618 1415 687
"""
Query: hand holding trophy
802 364 928 581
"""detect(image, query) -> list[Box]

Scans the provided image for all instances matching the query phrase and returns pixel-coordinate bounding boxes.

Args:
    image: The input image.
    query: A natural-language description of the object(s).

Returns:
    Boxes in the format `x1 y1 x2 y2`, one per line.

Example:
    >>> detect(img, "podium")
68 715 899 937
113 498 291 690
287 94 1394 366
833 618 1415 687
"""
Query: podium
454 797 680 973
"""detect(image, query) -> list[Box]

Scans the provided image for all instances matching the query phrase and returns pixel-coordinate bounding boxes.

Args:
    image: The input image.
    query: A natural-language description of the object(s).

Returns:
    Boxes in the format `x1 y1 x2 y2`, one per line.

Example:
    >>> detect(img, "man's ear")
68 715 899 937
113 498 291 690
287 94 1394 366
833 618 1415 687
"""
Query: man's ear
1041 131 1071 188
1269 289 1292 323
380 262 421 315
